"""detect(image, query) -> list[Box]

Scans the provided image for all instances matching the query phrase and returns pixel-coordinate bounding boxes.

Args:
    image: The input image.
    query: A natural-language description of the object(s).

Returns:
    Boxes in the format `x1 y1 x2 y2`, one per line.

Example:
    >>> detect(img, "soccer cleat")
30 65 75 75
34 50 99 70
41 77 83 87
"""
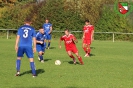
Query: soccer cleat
84 54 88 57
15 72 20 76
73 59 76 65
47 47 50 49
32 75 37 78
41 60 44 63
86 55 90 57
38 57 40 61
80 62 84 65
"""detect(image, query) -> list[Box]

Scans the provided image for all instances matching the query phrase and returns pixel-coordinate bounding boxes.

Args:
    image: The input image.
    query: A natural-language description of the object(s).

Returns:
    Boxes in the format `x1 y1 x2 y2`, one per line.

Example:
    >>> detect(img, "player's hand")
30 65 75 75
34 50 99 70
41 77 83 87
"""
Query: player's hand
15 46 18 53
40 41 43 44
59 45 62 49
82 36 85 39
33 47 36 53
91 37 94 42
48 32 51 34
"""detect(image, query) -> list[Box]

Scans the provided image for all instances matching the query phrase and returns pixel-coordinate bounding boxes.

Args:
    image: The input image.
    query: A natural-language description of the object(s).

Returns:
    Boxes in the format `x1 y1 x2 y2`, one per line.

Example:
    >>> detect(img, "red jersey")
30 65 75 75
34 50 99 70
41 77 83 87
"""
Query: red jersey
83 25 94 39
60 34 76 48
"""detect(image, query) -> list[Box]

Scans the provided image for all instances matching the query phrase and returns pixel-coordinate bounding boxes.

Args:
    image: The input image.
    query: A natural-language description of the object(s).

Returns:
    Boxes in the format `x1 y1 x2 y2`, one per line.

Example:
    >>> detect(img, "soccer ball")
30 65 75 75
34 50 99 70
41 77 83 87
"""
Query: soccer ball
55 60 61 65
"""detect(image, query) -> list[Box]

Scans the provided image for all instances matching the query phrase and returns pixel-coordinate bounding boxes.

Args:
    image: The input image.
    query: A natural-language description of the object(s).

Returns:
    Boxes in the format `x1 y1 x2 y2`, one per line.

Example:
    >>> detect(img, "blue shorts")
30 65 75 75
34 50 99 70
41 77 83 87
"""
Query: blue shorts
36 44 45 52
17 46 33 58
46 34 51 40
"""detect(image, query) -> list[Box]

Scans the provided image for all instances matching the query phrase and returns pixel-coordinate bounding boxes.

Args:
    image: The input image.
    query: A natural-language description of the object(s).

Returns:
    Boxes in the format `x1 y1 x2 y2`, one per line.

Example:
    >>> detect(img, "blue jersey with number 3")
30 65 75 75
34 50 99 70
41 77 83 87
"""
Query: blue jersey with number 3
17 25 36 47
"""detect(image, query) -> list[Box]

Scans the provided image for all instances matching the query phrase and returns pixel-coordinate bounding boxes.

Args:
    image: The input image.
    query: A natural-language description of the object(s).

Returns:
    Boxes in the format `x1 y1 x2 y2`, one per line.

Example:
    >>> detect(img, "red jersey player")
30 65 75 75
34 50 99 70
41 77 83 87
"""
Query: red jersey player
82 20 94 57
59 29 84 65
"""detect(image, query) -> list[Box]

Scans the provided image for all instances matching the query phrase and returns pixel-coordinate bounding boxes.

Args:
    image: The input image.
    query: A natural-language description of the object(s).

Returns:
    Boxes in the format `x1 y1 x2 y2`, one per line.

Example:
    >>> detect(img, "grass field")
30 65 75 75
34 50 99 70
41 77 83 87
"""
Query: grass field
0 38 133 88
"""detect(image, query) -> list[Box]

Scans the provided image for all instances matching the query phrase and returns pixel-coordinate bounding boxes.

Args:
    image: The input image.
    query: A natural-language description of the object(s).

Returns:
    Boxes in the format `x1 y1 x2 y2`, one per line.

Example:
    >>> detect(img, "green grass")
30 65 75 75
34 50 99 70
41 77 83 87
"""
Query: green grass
0 39 133 88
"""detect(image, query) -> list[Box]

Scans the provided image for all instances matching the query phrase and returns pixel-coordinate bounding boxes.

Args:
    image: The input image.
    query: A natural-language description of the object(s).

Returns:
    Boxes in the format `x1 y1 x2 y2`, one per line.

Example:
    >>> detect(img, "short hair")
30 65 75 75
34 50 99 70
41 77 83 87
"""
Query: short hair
64 29 70 32
85 19 90 23
25 18 32 23
39 27 43 29
45 18 49 20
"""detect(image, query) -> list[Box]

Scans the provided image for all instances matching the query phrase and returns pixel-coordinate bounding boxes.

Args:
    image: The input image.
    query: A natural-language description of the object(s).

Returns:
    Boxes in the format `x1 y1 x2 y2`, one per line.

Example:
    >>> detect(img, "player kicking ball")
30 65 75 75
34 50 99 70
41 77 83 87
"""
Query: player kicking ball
82 20 94 57
59 29 84 65
15 19 36 77
36 27 46 63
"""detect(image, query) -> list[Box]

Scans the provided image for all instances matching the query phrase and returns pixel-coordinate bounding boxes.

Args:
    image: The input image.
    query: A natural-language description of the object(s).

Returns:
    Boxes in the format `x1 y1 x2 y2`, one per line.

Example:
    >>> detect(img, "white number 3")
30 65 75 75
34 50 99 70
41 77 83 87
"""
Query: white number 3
23 29 29 38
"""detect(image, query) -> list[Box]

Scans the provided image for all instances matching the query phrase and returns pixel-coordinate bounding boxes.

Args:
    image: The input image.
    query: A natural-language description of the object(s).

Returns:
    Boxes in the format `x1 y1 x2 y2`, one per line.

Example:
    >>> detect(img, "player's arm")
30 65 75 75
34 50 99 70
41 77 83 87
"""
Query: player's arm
82 27 85 39
15 35 20 53
49 25 52 34
33 30 37 53
36 40 43 44
33 37 36 53
59 37 63 49
72 35 78 43
91 27 94 41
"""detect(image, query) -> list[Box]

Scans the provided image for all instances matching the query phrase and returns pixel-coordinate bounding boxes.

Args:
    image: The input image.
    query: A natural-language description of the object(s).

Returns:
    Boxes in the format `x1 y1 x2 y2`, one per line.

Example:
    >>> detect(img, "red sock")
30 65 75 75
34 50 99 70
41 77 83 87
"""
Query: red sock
83 47 87 53
87 48 91 55
78 56 84 64
70 55 75 59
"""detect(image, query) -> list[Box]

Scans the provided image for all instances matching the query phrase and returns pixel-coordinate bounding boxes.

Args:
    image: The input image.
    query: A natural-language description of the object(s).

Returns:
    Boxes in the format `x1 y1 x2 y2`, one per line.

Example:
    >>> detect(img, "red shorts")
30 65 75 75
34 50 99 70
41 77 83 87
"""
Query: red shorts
65 45 78 54
83 39 91 45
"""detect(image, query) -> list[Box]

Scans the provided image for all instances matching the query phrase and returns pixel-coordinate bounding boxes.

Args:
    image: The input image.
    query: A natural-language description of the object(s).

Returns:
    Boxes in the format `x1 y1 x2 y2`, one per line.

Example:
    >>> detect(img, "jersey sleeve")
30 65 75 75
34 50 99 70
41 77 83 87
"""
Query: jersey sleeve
49 23 52 27
17 28 21 36
72 34 76 41
91 25 94 31
44 35 47 40
32 29 36 37
60 36 64 41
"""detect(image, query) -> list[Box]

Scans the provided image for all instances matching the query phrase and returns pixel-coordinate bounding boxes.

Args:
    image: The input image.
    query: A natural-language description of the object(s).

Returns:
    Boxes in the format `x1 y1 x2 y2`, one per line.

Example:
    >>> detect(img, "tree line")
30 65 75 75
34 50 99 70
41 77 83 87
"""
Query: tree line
0 0 133 40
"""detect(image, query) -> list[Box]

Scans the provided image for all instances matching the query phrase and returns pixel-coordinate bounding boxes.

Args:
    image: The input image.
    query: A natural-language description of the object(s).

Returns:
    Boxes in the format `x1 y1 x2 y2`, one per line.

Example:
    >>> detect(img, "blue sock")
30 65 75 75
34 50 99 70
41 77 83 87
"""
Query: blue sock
38 55 43 61
48 42 51 47
16 59 21 72
30 62 36 75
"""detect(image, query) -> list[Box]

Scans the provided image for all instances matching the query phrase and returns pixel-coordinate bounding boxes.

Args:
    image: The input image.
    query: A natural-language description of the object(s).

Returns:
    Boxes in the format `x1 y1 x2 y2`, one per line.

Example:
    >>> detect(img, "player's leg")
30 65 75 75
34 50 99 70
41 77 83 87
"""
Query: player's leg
36 45 44 62
29 58 36 77
82 40 88 57
67 51 76 64
86 40 91 57
15 47 24 76
75 52 84 65
47 34 51 49
25 47 36 77
38 51 44 63
72 46 84 65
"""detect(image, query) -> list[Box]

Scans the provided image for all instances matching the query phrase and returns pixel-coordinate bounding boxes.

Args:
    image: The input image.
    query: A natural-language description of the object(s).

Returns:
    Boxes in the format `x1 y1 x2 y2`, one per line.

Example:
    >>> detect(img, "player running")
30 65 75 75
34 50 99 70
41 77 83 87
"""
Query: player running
43 19 52 49
15 19 36 77
36 27 46 63
82 20 94 57
59 29 84 65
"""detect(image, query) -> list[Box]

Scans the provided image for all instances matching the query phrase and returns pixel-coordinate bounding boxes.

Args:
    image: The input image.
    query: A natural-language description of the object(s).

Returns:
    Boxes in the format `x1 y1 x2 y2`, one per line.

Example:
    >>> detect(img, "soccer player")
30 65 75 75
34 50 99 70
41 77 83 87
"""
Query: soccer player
36 27 46 63
43 19 52 49
82 20 94 57
59 29 84 65
15 19 36 77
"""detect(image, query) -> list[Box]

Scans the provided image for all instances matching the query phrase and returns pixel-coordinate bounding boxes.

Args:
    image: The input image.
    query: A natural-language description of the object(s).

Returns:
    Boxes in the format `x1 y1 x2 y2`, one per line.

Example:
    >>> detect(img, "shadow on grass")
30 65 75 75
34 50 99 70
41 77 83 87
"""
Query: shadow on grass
20 69 45 76
63 61 80 65
44 59 52 62
46 47 56 49
16 86 50 88
91 47 95 49
90 53 95 57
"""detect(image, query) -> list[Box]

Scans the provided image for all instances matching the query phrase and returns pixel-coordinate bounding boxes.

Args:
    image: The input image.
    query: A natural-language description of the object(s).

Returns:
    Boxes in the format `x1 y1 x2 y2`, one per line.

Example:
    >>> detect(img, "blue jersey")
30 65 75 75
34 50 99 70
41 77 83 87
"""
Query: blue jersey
43 23 52 35
17 25 36 47
36 32 46 45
